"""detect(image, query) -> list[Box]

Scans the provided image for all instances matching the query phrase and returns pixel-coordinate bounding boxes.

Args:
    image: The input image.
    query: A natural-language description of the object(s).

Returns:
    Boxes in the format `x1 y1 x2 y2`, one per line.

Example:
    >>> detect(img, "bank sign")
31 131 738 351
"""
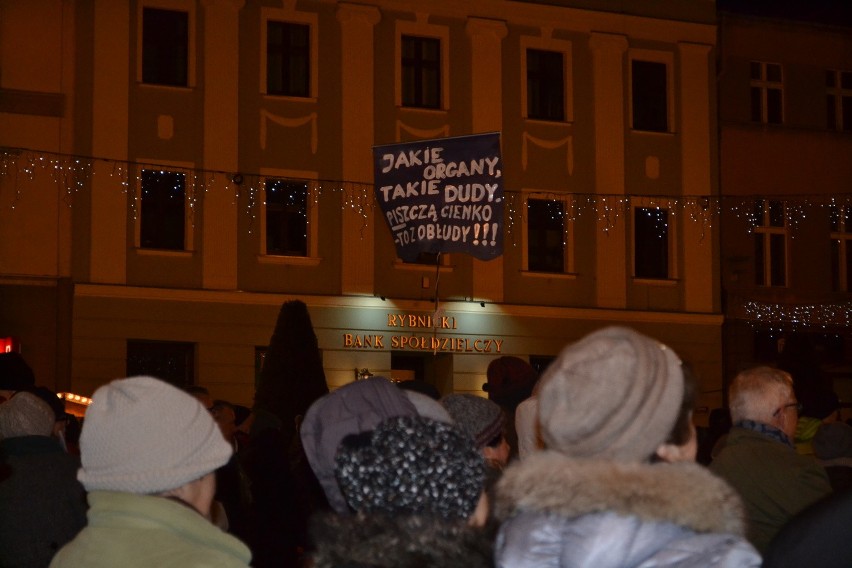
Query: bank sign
372 133 504 262
342 313 504 354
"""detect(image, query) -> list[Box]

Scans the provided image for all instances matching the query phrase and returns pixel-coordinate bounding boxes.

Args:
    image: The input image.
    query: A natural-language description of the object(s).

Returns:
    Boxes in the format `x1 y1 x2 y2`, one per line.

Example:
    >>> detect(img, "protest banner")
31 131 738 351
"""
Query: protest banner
372 132 503 262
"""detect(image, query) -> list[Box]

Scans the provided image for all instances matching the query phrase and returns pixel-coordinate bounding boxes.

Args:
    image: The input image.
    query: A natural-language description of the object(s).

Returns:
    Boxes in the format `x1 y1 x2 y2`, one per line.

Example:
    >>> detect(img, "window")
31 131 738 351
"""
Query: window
401 35 441 109
264 179 308 256
527 49 564 121
140 169 186 250
142 7 189 86
826 70 852 132
526 198 568 273
753 199 787 286
267 21 310 97
750 61 783 124
127 340 195 389
830 205 852 292
634 207 670 279
632 60 668 132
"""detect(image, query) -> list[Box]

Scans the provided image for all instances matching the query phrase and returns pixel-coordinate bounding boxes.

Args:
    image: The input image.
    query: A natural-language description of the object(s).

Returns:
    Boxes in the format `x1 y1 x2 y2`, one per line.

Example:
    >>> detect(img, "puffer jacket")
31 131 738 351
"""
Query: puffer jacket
494 451 761 568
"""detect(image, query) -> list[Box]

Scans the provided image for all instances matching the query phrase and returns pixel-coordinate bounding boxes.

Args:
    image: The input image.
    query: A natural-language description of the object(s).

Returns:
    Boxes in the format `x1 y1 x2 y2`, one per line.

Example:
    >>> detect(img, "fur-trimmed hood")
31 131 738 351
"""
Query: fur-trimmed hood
495 450 747 536
309 512 493 568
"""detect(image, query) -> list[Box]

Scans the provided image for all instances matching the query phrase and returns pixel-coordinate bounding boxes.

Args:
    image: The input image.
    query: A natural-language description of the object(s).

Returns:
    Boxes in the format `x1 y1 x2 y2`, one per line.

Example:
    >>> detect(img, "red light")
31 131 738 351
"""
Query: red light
0 337 20 353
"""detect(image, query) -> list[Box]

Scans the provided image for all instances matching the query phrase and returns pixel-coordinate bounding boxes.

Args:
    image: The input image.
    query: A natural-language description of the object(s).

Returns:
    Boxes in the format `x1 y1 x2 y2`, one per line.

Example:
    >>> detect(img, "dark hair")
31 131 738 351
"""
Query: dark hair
666 364 697 446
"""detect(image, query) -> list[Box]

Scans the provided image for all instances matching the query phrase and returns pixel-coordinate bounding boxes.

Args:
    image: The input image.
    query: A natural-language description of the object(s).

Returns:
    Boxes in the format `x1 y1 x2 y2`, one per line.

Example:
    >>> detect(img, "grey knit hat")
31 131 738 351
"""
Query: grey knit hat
78 376 232 493
335 415 485 520
538 326 684 462
0 392 55 439
440 393 505 448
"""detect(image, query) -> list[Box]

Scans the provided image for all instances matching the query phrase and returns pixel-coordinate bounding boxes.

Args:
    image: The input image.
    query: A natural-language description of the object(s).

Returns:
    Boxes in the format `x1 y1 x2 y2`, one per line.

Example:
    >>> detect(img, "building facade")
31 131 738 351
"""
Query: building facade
1 0 721 416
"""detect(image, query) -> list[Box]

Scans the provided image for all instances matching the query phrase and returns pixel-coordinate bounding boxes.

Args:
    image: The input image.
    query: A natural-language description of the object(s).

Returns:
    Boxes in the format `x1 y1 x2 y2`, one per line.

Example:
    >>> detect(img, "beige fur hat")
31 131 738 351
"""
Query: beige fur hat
537 326 684 462
78 376 232 493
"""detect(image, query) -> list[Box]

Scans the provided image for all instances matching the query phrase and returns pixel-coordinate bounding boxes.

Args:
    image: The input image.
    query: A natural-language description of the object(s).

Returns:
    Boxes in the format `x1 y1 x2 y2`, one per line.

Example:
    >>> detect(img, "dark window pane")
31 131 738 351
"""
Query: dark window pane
140 169 185 250
831 240 841 291
632 60 667 132
845 243 852 292
827 94 837 129
142 8 188 86
769 201 785 227
767 88 783 124
844 207 852 233
830 205 840 233
127 340 194 389
265 180 307 256
751 87 763 122
842 71 852 89
401 36 441 109
750 61 762 80
826 70 836 88
267 21 310 97
527 199 565 273
766 63 782 82
754 234 765 286
634 208 669 279
527 49 564 121
754 199 765 222
770 233 786 286
842 96 852 132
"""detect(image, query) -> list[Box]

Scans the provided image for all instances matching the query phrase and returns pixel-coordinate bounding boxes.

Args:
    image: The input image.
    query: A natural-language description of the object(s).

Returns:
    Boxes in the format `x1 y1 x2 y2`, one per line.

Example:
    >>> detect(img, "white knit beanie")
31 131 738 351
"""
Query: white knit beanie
78 376 232 493
538 326 684 463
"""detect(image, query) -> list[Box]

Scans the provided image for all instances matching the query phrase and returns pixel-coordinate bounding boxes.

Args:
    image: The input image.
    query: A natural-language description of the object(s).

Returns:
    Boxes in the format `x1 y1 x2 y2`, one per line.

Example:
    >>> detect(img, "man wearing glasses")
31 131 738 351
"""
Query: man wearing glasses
711 366 832 554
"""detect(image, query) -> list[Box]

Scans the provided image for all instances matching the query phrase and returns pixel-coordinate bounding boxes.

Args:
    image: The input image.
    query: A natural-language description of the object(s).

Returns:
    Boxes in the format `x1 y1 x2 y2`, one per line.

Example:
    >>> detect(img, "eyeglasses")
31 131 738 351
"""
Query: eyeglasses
772 402 803 418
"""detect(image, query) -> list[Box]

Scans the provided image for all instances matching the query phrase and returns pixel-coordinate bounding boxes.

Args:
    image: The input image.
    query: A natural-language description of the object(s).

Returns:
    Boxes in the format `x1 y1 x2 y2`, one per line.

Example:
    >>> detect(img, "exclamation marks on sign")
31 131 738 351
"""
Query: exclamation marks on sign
473 223 497 246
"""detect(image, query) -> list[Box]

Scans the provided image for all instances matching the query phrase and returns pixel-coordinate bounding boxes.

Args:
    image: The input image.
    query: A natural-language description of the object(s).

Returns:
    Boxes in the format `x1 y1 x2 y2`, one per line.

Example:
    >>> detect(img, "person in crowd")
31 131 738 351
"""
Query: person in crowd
793 388 840 456
514 378 543 460
696 407 732 466
50 376 251 568
310 415 492 567
812 421 852 492
762 489 852 568
0 392 87 568
0 352 36 403
483 356 537 460
29 386 71 451
494 326 761 567
185 385 214 411
710 366 832 554
209 399 252 544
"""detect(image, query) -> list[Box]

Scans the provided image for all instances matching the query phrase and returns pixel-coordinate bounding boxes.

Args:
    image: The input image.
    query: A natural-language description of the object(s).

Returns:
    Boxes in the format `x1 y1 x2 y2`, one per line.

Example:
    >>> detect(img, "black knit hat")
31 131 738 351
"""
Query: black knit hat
440 393 505 448
335 415 485 521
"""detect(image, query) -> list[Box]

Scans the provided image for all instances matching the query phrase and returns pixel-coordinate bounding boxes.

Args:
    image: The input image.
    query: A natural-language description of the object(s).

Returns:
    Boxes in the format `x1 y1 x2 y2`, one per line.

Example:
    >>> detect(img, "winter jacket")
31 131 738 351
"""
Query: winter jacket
710 426 832 553
309 511 492 568
0 436 87 568
50 491 251 568
494 451 761 568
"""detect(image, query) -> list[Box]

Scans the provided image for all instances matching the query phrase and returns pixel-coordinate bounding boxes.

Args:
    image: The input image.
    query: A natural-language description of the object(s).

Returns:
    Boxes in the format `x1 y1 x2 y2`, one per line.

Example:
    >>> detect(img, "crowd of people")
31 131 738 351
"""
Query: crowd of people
2 325 852 567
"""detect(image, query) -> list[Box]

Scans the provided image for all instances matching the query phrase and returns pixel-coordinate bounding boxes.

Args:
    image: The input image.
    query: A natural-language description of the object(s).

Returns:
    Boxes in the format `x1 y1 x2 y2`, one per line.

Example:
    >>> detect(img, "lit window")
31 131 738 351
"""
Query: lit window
826 70 852 132
830 205 852 292
126 340 195 389
401 35 441 109
265 179 308 256
140 169 186 251
142 7 189 87
750 61 783 124
634 207 670 279
267 21 310 97
753 199 787 286
632 60 668 132
526 197 571 273
526 49 564 121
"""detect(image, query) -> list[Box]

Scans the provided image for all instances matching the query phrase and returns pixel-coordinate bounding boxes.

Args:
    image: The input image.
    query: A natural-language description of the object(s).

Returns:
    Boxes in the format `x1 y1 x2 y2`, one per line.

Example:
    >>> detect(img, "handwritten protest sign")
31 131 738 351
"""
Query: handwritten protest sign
372 133 504 262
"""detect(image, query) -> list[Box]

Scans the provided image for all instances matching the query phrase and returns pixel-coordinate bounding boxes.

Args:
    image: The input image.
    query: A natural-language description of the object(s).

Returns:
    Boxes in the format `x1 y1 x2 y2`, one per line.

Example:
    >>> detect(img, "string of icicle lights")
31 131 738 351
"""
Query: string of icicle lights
4 146 852 242
739 300 852 332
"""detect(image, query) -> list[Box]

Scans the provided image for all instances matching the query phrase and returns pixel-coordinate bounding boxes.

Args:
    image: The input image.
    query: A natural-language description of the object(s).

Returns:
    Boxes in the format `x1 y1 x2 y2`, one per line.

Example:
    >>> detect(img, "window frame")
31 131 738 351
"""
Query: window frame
826 69 852 132
830 204 852 292
631 200 678 282
260 7 318 100
628 49 674 134
521 191 575 277
750 61 784 125
395 19 449 111
136 0 196 88
135 159 195 253
521 35 573 123
753 199 788 287
258 168 320 266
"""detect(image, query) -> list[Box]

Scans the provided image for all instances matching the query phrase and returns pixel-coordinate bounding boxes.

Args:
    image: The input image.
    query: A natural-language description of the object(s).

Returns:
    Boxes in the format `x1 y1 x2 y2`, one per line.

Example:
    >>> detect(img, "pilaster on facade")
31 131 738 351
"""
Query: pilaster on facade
589 32 628 309
337 3 381 296
90 0 129 285
467 17 507 303
201 0 244 290
679 42 716 313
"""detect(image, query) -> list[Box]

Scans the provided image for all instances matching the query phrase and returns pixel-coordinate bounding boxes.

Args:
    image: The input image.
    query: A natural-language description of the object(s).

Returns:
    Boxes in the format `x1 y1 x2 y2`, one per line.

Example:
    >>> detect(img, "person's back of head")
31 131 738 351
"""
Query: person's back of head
728 366 793 425
0 353 36 401
0 392 54 440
